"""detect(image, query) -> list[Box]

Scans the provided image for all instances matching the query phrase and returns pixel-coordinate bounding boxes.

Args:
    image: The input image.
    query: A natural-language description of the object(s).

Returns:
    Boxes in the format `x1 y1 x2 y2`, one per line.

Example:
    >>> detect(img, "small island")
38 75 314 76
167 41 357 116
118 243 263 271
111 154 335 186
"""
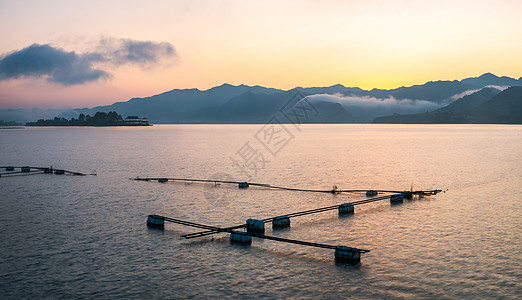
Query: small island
25 111 150 126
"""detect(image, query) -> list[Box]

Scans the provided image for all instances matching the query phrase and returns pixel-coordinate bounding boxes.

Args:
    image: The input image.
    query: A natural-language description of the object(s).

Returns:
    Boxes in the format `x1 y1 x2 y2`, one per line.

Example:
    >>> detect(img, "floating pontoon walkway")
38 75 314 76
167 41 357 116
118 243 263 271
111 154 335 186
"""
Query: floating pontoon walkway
143 177 442 263
147 214 370 264
0 166 93 177
180 190 441 239
134 176 441 196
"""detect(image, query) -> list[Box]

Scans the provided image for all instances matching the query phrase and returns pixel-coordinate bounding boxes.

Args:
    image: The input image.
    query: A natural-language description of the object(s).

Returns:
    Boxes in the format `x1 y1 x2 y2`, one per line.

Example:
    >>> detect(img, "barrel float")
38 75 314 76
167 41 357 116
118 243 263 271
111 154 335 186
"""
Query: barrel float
272 216 291 228
54 169 65 175
338 203 354 214
334 246 361 264
21 166 30 172
366 190 378 196
147 214 165 226
5 166 14 171
157 178 168 183
43 168 53 173
246 218 265 233
230 231 252 244
390 193 403 203
238 182 249 189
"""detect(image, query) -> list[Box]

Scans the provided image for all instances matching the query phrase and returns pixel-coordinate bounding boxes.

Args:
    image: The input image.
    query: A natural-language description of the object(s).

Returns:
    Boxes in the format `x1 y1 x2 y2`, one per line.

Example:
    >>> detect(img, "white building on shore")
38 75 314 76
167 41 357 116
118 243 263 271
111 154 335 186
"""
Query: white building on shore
124 116 150 126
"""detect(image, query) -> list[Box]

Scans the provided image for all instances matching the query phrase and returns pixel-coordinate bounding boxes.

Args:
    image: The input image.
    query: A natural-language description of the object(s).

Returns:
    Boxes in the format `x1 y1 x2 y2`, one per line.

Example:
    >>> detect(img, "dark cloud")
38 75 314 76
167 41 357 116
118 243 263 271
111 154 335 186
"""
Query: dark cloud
98 38 176 66
0 44 110 85
0 39 177 85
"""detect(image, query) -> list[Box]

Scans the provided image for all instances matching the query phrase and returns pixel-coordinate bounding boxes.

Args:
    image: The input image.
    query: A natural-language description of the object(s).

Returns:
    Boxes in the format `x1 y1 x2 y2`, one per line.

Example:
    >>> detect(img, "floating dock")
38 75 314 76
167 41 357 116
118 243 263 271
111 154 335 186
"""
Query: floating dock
144 179 442 264
0 166 94 177
134 176 441 196
180 192 431 239
147 214 370 264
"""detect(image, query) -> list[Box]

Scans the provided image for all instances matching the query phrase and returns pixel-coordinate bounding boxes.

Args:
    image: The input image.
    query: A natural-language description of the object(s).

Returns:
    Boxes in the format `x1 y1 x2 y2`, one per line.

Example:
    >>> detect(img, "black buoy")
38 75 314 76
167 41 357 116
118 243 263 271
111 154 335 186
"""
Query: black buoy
238 182 249 189
390 193 404 204
157 178 168 183
246 218 265 232
147 214 165 226
366 190 378 196
272 216 291 228
54 169 65 175
338 203 354 214
21 166 30 172
334 246 361 264
5 166 14 171
230 231 252 244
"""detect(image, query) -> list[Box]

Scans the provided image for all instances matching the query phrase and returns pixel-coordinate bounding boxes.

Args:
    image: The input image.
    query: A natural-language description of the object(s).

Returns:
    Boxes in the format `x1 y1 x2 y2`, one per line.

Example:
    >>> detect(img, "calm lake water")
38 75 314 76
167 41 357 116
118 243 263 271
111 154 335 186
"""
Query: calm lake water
1 124 521 299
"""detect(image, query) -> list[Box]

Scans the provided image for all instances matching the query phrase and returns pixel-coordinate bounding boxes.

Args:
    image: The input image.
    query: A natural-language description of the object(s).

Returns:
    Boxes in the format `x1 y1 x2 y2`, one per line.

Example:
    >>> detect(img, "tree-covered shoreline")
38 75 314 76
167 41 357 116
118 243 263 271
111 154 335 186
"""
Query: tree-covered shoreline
25 111 150 126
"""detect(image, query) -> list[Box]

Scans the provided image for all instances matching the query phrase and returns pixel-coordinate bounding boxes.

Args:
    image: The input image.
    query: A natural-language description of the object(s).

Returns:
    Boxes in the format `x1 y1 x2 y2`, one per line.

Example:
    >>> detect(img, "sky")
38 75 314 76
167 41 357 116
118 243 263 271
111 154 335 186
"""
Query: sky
0 0 521 109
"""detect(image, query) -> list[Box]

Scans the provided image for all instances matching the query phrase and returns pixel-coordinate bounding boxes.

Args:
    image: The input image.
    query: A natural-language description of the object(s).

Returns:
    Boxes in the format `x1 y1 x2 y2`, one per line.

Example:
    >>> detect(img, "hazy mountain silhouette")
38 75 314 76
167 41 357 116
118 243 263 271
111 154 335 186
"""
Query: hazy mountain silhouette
460 73 522 88
369 80 476 103
3 73 521 124
186 90 293 123
469 86 522 123
436 87 501 113
373 87 522 124
299 81 481 103
78 78 488 123
297 84 365 96
185 89 354 123
76 83 282 123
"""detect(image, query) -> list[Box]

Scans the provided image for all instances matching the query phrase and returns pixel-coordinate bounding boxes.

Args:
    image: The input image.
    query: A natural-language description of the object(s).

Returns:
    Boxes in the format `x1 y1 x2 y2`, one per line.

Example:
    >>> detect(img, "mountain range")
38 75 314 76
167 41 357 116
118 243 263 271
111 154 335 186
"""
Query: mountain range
373 86 522 124
1 73 521 124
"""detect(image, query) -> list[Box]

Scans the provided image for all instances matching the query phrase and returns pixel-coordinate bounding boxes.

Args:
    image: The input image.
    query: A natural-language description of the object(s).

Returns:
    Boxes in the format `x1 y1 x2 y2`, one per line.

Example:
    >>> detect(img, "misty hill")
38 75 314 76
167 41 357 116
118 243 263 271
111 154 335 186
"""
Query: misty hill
186 89 354 123
79 73 522 124
470 86 522 123
186 90 293 123
373 87 522 124
4 73 522 124
436 87 501 113
79 75 500 124
370 73 522 103
296 80 484 103
298 84 365 96
461 72 522 88
369 80 475 103
76 83 283 123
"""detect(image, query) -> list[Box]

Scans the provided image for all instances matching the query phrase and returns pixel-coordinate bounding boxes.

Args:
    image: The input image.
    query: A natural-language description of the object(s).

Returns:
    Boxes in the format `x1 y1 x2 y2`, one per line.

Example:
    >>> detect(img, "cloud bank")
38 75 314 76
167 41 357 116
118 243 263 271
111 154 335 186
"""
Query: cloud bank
0 38 177 85
304 93 442 121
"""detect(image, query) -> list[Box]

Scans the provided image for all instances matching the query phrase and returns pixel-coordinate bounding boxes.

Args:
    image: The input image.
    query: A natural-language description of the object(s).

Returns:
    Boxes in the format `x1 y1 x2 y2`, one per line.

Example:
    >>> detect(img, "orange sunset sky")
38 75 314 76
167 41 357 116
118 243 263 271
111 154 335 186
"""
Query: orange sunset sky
1 0 521 109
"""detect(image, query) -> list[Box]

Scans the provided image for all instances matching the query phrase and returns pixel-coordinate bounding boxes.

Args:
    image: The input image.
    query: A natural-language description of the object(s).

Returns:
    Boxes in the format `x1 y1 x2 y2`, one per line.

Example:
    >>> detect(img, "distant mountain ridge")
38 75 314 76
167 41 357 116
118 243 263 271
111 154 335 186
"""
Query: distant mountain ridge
437 88 500 113
1 73 521 124
373 87 522 124
74 73 521 124
79 83 283 122
471 86 522 123
461 72 522 87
